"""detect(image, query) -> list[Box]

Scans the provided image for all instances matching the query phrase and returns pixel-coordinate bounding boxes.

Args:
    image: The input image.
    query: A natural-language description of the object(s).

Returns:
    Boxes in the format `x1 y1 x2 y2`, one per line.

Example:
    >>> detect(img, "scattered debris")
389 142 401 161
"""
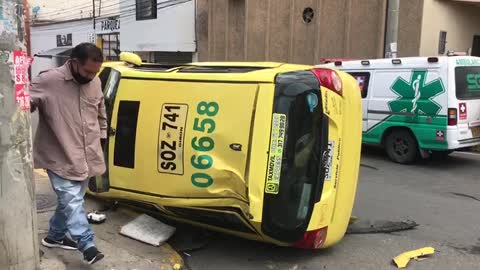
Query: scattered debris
120 214 176 246
347 220 418 234
289 265 299 270
87 211 107 224
168 223 214 252
360 163 379 170
449 192 480 202
393 247 435 269
265 261 276 270
349 216 359 225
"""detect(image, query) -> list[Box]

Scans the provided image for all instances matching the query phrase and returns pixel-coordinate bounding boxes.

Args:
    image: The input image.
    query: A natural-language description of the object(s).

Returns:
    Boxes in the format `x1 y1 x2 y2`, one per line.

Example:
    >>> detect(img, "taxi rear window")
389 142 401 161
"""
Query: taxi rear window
456 66 480 99
262 71 327 243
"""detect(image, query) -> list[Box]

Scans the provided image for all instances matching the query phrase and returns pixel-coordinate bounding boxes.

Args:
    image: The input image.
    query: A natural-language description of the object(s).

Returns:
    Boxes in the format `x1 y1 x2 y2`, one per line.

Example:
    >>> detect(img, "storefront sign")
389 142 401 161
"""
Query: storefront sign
100 19 120 32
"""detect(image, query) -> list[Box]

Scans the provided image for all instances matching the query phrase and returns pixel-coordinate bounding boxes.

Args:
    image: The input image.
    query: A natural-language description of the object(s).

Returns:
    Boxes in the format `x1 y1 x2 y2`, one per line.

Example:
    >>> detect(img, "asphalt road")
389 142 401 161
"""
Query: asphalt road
182 148 480 270
31 112 480 269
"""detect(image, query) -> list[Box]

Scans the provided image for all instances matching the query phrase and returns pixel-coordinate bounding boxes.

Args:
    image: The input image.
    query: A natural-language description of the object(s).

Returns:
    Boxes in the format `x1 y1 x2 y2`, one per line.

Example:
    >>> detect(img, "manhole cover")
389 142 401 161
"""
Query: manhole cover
36 194 57 211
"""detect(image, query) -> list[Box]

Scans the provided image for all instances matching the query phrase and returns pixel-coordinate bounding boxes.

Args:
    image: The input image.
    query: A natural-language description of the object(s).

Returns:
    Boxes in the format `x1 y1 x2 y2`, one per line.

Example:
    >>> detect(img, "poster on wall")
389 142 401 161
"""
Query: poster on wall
56 34 72 47
13 50 33 111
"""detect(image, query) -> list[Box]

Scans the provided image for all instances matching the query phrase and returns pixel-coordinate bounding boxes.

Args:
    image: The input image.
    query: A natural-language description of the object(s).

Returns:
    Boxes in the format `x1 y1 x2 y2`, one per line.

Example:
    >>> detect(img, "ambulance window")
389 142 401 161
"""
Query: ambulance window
348 72 370 98
455 66 480 99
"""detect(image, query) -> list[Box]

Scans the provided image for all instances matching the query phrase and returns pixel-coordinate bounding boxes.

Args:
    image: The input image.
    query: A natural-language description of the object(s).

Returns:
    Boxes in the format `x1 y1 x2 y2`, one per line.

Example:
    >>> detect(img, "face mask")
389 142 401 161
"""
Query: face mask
70 62 93 84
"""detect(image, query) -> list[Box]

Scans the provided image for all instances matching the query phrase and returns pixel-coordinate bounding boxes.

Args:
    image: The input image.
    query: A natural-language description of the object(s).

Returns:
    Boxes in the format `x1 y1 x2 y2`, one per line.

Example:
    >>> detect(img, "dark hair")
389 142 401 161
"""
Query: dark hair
70 43 104 64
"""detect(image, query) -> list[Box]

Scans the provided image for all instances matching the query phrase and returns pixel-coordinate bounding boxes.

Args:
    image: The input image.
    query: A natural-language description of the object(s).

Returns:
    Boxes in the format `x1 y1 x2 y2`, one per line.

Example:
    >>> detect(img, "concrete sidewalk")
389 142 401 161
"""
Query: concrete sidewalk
35 170 183 270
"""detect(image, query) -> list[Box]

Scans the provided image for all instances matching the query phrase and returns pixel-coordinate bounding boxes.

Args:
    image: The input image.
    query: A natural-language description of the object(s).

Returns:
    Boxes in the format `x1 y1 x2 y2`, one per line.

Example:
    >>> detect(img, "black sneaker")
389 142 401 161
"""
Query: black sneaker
41 237 78 250
83 247 104 265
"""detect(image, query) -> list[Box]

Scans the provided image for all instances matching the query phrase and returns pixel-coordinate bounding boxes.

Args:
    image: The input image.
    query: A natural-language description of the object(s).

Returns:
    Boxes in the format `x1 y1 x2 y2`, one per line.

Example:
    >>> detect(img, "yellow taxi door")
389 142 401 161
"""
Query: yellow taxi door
108 79 258 203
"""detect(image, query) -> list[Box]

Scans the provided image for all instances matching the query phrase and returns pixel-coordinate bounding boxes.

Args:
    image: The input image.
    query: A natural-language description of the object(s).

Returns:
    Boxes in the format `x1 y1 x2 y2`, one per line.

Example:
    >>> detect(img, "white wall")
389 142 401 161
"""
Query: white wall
31 19 93 76
120 0 196 52
420 0 480 55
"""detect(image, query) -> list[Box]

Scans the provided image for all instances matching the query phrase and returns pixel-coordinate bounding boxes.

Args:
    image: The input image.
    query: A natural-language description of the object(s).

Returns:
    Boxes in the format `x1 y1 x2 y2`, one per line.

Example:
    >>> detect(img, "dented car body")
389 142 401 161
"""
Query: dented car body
90 56 362 249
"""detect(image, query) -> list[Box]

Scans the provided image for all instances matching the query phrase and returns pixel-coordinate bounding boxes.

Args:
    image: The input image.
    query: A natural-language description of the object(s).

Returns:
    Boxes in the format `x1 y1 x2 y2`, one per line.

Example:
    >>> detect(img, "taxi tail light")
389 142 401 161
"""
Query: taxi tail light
312 68 343 96
293 227 328 249
448 108 457 126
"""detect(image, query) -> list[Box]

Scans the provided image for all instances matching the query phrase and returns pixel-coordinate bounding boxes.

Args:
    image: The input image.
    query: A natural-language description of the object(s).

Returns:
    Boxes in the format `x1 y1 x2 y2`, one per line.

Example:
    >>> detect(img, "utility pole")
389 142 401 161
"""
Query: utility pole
93 0 96 29
384 0 399 58
0 0 40 269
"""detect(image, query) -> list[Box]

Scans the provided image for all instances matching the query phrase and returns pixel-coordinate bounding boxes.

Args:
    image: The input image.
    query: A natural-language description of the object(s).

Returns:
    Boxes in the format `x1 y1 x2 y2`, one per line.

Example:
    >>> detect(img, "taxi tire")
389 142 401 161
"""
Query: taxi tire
384 130 418 164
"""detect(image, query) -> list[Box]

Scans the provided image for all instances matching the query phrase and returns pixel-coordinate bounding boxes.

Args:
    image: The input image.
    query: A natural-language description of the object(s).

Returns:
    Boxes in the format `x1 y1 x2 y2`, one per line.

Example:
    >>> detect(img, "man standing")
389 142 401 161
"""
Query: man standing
31 43 107 265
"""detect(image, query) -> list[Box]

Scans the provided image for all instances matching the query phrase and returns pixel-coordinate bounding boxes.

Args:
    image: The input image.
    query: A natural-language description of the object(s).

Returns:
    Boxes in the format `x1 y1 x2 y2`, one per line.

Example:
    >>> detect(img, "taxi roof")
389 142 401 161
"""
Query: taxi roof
102 60 313 83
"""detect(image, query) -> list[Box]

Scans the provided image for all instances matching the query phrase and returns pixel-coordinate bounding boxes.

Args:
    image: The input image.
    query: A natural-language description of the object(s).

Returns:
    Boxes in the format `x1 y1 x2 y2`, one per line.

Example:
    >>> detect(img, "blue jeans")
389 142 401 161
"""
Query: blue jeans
47 170 95 252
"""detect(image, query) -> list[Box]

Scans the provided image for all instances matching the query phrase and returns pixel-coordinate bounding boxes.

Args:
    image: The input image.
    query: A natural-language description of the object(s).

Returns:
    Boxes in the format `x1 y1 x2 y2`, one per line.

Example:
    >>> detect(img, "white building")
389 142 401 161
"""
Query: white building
30 0 196 75
119 0 196 63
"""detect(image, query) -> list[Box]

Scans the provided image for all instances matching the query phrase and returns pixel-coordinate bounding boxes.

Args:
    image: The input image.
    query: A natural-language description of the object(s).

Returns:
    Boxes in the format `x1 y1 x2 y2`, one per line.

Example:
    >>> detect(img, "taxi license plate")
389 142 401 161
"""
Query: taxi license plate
158 104 188 175
472 127 480 138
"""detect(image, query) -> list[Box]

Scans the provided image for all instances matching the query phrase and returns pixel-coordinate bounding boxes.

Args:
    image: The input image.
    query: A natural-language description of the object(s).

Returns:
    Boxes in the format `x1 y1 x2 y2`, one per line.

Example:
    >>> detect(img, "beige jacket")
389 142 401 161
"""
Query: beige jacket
30 62 107 181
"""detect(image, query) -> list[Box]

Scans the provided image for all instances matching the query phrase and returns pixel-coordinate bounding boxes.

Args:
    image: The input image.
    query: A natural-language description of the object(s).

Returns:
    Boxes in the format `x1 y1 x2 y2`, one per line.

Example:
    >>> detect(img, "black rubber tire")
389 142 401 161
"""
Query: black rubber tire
384 130 419 164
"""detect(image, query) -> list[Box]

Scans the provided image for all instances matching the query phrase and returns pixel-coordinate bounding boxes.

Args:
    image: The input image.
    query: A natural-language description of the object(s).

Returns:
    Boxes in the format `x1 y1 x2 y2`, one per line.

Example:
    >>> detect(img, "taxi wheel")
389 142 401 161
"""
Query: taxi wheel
384 130 418 164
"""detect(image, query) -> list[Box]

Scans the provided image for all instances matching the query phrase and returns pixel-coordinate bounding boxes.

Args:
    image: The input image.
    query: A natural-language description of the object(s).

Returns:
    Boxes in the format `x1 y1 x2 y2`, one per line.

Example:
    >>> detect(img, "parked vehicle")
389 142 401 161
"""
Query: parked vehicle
321 56 480 164
89 53 362 249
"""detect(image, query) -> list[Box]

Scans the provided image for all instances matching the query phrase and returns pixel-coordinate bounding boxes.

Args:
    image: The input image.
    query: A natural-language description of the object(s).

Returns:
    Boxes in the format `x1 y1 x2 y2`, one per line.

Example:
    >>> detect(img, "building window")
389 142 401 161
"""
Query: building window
438 31 447 55
136 0 157 20
99 33 120 61
302 7 314 24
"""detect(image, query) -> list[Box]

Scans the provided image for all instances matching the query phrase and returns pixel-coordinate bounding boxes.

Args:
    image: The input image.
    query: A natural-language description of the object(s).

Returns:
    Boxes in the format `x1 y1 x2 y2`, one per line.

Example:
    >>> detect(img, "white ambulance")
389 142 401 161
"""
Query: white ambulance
321 56 480 164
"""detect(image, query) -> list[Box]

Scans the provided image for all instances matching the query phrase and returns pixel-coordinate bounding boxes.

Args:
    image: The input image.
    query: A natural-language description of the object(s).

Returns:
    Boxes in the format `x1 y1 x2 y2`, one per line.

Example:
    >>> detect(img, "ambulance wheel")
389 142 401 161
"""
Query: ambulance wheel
384 130 418 164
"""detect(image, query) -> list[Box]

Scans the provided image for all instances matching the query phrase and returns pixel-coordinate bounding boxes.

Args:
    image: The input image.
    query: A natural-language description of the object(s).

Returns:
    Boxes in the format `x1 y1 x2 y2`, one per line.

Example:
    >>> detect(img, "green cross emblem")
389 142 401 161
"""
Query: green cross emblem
389 71 445 116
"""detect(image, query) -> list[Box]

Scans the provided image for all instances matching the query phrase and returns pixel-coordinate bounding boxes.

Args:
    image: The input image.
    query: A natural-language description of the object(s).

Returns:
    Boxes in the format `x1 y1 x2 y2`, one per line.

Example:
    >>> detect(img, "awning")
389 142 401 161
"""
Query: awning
34 47 72 59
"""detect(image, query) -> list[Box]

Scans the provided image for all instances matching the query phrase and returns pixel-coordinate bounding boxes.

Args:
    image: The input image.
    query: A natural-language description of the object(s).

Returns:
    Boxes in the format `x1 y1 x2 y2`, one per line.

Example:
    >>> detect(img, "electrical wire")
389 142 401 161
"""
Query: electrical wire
32 0 185 21
30 0 193 34
37 0 192 26
35 0 129 17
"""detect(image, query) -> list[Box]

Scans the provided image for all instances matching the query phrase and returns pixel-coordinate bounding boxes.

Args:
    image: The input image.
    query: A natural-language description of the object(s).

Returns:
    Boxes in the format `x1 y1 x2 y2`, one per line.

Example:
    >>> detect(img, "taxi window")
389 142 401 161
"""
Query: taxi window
99 68 121 125
114 101 140 168
348 72 370 98
455 66 480 99
99 67 111 91
177 66 267 73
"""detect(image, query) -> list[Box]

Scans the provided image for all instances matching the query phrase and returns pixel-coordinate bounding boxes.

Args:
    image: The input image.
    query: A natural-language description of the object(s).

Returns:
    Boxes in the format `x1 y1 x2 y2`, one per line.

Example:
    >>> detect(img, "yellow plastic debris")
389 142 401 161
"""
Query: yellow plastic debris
173 263 182 270
393 247 435 269
349 216 359 225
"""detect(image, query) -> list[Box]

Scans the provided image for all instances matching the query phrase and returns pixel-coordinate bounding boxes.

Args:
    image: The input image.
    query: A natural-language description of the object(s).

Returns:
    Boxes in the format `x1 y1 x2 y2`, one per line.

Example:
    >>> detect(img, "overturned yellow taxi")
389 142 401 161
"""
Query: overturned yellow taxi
90 53 362 249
